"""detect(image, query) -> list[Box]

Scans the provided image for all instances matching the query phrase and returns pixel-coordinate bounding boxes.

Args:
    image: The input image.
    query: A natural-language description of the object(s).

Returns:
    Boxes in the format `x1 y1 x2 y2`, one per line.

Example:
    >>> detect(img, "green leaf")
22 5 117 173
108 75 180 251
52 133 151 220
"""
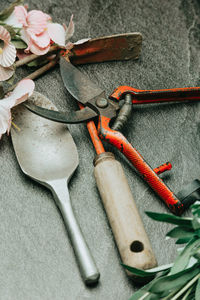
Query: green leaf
176 237 194 244
170 238 200 275
191 201 200 217
4 25 16 38
122 263 171 277
187 256 198 268
196 229 200 238
143 294 160 300
145 211 193 227
192 215 200 230
12 39 27 49
193 249 200 261
129 272 167 299
129 291 160 300
129 290 150 300
0 83 4 99
26 54 51 67
27 58 48 67
6 72 15 85
0 0 24 21
195 277 200 300
182 284 197 300
149 263 200 294
129 287 161 299
166 226 195 239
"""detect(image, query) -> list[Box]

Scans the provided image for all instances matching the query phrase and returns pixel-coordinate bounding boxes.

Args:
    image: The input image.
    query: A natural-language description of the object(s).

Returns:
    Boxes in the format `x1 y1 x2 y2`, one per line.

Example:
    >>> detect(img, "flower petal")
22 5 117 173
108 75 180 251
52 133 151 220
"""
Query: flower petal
28 29 50 48
12 79 35 106
14 6 28 27
29 42 50 55
47 23 65 46
0 79 35 138
0 25 11 44
0 104 11 137
20 28 31 52
27 10 48 35
1 79 35 108
44 13 51 22
74 38 90 45
4 11 22 28
21 29 50 55
65 15 74 41
0 65 14 81
0 42 16 67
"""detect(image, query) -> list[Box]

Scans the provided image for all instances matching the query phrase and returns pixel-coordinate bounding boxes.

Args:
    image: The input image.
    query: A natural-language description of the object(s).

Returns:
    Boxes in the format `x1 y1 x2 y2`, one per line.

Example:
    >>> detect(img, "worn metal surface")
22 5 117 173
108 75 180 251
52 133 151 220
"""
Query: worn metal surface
69 33 142 65
60 57 104 104
1 0 200 299
11 92 99 285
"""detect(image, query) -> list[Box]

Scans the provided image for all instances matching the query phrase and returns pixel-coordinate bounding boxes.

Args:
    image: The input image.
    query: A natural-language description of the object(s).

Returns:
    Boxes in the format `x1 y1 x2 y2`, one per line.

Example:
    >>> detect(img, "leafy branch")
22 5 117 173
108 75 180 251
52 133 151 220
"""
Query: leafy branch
124 202 200 300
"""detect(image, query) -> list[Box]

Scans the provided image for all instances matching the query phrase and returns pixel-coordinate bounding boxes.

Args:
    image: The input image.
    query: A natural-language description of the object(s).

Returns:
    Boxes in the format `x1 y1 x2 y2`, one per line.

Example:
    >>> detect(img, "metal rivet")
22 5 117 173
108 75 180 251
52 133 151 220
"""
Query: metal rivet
96 98 108 108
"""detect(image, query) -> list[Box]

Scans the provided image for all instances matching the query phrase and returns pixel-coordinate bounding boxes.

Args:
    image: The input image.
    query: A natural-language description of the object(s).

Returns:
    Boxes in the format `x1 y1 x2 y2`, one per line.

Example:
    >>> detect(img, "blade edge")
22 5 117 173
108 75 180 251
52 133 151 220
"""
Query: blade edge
60 57 104 104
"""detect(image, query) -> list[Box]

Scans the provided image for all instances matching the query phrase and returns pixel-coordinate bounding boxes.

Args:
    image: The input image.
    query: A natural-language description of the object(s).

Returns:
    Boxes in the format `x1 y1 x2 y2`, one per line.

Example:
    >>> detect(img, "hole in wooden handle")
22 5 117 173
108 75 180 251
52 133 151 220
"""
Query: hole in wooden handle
130 240 144 252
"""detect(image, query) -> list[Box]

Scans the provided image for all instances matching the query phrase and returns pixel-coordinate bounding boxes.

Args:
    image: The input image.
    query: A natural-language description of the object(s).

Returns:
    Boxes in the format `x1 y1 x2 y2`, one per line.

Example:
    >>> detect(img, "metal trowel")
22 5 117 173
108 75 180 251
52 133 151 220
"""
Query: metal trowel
11 92 100 285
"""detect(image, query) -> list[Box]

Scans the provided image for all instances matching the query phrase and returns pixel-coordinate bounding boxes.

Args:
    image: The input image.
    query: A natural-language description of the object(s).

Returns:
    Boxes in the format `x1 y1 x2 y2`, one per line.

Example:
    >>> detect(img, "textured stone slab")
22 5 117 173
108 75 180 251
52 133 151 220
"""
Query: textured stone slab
0 0 199 299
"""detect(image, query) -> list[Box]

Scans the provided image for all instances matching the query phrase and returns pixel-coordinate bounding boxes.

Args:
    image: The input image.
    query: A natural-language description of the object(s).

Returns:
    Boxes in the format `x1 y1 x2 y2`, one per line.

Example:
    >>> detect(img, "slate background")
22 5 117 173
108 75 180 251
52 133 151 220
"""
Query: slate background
1 0 200 299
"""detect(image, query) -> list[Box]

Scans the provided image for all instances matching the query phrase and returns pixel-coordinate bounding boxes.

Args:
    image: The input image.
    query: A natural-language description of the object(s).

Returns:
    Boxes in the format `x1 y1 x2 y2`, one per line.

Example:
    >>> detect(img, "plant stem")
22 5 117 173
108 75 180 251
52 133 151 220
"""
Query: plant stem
8 57 59 92
15 45 59 67
162 288 181 300
138 292 150 300
182 286 195 300
25 58 58 80
170 273 200 300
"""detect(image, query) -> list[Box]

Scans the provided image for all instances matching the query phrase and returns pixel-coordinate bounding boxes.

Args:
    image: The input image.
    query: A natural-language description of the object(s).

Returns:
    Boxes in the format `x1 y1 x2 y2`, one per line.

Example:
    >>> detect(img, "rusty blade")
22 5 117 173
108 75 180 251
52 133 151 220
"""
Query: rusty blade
68 33 142 65
60 56 105 104
24 102 98 123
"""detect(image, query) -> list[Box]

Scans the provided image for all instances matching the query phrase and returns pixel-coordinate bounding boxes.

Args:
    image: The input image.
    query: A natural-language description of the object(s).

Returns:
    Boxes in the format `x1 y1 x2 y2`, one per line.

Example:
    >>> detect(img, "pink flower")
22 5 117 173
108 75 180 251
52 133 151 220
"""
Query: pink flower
0 26 16 81
14 6 74 55
0 79 35 138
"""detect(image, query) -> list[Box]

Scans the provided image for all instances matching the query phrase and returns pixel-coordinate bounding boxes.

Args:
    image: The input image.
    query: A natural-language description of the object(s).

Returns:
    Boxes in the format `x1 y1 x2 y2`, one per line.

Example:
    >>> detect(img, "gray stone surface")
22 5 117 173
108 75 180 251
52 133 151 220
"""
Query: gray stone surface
1 0 200 299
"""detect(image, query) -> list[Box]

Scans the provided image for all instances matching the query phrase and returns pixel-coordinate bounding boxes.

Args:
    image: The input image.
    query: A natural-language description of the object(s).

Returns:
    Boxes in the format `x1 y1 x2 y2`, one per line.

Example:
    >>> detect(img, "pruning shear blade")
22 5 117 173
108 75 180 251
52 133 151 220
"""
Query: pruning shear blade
60 56 104 105
24 102 98 123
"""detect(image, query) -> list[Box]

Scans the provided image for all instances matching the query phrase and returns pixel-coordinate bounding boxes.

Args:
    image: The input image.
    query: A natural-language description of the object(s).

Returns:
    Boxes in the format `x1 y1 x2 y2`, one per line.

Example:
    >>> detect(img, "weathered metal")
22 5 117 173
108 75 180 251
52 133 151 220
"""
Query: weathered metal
68 33 142 65
11 92 100 285
25 59 200 215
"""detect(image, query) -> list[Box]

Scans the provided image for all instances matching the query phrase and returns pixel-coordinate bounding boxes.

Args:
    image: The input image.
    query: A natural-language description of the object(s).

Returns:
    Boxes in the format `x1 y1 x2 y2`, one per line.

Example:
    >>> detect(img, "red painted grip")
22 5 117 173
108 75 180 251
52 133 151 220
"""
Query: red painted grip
98 115 184 215
110 86 200 104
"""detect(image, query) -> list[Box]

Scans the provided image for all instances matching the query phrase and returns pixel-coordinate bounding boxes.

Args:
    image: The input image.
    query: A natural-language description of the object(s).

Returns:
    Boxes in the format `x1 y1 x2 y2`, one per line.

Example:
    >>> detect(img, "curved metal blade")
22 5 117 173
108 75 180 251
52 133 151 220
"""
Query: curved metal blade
60 56 104 104
24 102 98 124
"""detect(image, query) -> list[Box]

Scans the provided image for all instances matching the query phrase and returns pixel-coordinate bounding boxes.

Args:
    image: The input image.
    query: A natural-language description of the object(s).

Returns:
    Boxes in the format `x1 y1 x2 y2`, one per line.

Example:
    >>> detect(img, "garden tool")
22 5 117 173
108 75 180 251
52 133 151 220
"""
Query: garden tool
68 32 142 64
24 58 200 216
11 92 100 285
78 103 157 276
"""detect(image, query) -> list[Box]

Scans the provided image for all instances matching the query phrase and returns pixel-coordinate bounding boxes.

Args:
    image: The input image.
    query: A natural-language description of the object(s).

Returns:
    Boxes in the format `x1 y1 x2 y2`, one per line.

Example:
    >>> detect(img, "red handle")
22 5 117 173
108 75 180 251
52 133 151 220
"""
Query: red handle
110 86 200 104
98 115 184 215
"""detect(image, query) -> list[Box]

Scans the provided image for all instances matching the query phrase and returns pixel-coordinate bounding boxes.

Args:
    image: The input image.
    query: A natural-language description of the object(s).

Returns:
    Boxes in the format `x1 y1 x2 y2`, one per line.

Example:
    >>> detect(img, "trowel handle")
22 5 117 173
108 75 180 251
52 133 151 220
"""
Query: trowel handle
94 152 157 273
49 179 100 285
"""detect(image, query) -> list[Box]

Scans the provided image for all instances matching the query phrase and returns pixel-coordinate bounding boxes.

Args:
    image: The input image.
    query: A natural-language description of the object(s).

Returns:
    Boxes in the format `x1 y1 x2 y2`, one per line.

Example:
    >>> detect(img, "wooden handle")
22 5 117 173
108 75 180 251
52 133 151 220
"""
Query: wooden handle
94 152 157 273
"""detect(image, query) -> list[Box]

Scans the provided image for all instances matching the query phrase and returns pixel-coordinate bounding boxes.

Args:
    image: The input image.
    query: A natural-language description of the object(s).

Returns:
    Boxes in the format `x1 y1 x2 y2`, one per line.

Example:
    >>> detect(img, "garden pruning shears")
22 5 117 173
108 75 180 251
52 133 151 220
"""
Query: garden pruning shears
25 56 200 215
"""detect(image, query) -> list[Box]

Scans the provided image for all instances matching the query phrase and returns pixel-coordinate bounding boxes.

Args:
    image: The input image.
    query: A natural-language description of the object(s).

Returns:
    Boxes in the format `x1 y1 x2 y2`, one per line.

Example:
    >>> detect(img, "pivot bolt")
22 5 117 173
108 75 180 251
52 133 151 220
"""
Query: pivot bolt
96 98 108 108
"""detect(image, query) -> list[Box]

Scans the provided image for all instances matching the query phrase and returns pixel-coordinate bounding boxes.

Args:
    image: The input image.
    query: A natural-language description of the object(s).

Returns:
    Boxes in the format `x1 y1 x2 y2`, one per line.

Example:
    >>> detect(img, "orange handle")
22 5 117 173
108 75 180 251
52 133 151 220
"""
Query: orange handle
78 103 105 154
110 85 200 104
98 115 184 215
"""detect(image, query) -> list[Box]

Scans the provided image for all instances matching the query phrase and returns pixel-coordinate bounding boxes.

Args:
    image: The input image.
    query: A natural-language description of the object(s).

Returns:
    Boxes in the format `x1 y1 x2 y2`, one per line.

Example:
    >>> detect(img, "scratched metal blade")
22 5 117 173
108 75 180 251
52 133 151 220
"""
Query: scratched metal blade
60 56 104 104
24 102 98 124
